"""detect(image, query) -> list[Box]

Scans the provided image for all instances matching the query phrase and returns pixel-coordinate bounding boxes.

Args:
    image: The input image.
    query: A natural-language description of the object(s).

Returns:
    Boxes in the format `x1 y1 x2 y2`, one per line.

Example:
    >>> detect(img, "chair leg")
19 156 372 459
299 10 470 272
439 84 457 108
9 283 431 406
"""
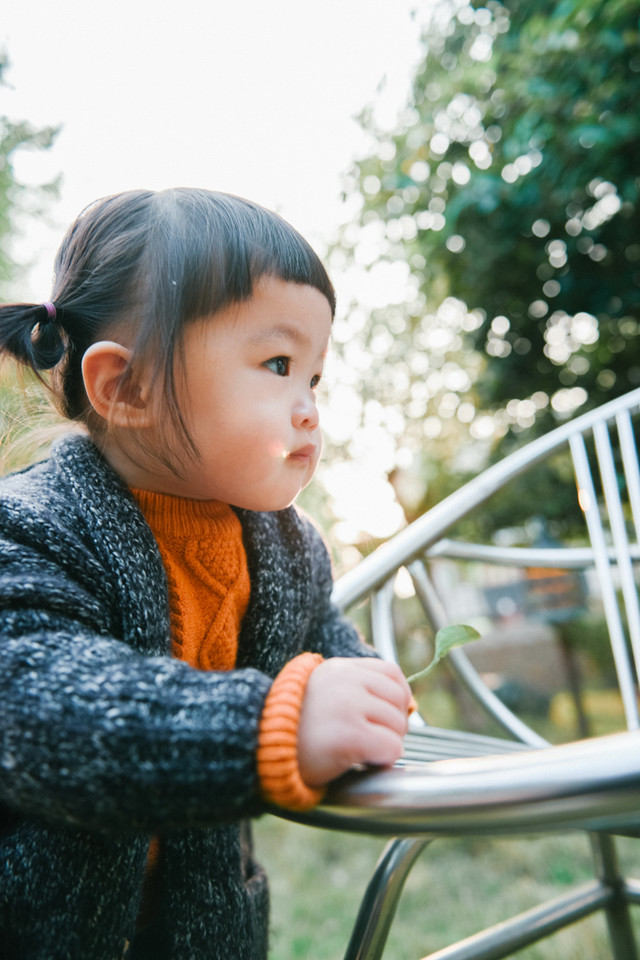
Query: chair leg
343 837 431 960
591 833 639 960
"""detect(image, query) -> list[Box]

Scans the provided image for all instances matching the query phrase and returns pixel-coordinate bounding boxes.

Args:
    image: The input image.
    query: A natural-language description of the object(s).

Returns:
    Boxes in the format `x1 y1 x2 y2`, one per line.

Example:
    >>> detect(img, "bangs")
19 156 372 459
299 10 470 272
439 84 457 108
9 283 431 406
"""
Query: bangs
144 189 335 327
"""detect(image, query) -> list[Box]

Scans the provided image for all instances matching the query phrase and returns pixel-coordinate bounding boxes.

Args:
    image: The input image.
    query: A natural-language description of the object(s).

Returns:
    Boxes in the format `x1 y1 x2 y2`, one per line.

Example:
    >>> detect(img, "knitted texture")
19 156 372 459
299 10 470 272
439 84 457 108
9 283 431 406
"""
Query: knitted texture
133 490 319 812
132 490 250 671
258 652 325 810
0 435 373 960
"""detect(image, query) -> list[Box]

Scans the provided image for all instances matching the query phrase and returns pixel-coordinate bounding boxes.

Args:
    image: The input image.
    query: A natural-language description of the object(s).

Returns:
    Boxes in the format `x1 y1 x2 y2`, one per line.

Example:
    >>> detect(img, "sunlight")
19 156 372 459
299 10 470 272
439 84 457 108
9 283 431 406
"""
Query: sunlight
322 460 405 542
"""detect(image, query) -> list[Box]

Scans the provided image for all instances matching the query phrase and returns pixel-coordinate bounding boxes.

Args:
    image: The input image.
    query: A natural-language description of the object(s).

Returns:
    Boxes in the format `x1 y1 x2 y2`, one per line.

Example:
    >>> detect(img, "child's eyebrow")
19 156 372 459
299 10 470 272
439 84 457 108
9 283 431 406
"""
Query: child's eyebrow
249 324 311 346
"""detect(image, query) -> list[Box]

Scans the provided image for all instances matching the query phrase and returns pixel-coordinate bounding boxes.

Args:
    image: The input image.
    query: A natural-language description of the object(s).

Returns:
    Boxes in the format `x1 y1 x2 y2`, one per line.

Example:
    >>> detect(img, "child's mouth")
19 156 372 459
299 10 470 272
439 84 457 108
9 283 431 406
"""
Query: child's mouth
287 444 316 463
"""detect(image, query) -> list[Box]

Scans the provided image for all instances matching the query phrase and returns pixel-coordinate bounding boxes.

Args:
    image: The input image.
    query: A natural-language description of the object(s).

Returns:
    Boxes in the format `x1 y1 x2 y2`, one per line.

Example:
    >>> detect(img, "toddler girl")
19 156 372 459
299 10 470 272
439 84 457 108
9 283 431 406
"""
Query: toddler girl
0 188 411 960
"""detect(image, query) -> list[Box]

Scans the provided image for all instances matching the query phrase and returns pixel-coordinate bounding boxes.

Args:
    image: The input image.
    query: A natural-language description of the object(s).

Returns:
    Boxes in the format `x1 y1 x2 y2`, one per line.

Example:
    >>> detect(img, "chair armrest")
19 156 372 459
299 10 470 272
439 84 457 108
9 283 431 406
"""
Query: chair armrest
275 730 640 838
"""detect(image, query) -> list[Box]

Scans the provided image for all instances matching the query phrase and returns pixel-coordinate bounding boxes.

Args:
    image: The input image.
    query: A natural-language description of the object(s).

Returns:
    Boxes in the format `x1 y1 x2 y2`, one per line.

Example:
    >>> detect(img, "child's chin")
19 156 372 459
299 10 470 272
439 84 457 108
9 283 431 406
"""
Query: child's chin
232 490 299 513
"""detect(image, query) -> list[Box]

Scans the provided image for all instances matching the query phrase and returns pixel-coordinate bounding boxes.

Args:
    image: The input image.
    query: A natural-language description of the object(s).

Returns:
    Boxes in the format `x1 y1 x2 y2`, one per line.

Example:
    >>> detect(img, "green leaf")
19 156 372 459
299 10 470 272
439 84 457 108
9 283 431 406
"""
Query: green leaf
406 624 481 685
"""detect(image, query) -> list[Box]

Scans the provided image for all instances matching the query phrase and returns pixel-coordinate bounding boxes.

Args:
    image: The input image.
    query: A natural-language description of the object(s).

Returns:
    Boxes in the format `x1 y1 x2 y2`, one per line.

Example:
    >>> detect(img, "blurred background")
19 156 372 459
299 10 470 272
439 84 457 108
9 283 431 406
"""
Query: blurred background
3 1 640 956
3 0 639 565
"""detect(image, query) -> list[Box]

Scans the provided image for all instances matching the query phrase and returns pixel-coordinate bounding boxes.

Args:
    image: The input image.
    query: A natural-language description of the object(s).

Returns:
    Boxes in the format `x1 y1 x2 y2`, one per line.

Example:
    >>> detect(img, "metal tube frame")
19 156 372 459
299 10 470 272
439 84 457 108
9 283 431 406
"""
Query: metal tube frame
342 838 431 960
279 389 640 959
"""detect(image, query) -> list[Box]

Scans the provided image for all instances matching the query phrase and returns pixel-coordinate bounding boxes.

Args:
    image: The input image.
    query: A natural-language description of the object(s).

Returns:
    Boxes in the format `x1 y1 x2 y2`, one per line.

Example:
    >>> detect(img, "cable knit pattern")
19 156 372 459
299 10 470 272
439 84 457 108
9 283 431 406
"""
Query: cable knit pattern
131 490 250 671
0 434 374 960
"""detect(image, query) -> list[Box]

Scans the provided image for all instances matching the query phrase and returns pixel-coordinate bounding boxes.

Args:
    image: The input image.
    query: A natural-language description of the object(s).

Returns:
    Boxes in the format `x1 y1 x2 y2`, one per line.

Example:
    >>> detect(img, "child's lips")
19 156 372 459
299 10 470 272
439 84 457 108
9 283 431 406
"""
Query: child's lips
287 443 316 462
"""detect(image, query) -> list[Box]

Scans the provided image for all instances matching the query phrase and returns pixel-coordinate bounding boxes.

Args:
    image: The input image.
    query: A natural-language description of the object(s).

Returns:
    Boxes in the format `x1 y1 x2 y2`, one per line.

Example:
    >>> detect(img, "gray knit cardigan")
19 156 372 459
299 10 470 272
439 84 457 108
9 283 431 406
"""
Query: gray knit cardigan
0 434 369 960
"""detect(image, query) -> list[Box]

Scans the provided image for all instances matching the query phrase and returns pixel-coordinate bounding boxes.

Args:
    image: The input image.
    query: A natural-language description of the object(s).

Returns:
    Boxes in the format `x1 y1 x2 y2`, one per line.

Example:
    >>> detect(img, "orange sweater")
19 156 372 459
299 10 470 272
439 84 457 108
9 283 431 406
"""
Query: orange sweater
132 489 323 811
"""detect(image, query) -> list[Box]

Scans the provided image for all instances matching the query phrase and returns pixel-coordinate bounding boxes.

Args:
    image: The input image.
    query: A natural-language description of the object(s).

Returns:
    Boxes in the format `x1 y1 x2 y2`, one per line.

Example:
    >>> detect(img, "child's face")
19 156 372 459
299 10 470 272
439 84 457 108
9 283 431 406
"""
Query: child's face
168 276 332 509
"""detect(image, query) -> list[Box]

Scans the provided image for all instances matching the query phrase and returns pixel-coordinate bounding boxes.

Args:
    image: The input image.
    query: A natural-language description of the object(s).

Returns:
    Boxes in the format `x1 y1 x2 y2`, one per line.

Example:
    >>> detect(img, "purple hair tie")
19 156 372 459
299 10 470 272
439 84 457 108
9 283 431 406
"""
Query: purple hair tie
42 301 57 321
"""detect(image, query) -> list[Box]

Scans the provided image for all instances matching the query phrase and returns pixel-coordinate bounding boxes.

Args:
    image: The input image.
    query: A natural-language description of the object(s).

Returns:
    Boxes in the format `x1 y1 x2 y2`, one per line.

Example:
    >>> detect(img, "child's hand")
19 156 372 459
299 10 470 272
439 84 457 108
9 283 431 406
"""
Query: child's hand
297 658 412 787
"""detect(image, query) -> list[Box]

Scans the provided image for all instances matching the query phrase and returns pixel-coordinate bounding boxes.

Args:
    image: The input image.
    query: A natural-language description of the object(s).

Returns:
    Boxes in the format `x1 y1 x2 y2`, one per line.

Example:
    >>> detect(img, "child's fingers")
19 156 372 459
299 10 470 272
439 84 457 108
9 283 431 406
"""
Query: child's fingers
360 690 409 733
326 657 414 722
357 660 413 712
357 724 406 769
353 657 408 683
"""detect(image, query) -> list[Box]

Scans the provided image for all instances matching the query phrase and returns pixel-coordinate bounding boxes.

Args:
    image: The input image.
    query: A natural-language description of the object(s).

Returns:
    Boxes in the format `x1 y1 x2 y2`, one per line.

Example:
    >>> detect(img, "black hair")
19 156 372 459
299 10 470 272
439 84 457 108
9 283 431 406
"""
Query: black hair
0 188 335 461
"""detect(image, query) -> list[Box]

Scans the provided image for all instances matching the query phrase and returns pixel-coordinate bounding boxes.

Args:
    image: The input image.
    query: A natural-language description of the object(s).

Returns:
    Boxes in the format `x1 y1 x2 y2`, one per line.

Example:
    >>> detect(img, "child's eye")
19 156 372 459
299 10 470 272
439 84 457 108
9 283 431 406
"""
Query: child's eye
264 356 290 376
310 373 322 390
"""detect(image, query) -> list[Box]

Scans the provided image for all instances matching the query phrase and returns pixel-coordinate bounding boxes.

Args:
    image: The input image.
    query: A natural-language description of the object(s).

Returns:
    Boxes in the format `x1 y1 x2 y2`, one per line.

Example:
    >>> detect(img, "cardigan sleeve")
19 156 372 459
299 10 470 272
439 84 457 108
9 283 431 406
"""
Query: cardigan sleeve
301 515 377 661
0 526 273 834
0 619 273 833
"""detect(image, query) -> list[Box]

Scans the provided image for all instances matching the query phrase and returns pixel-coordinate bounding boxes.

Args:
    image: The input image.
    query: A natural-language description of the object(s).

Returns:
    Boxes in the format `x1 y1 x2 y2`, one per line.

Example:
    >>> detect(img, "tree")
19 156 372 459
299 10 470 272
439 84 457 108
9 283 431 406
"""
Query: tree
330 0 640 723
330 0 640 527
0 52 59 293
0 52 60 475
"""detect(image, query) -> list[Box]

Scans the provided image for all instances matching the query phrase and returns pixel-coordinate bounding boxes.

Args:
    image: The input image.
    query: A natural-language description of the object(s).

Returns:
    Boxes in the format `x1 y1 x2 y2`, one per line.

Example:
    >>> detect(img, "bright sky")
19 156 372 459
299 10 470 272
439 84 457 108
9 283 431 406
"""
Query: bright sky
3 0 427 301
2 0 434 544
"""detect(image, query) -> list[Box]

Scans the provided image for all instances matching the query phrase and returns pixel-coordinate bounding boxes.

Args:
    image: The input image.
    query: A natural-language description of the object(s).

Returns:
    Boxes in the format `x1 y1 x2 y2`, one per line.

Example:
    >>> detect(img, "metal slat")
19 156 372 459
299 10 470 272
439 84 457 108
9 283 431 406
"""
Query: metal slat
594 420 640 680
401 729 529 762
421 882 613 960
570 431 640 729
617 409 640 544
426 540 640 568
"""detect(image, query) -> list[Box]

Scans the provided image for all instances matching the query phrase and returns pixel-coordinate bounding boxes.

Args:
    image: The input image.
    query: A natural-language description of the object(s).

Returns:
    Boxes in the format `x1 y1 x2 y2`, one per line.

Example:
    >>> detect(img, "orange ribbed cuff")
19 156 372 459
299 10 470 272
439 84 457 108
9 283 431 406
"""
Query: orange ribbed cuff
257 652 325 811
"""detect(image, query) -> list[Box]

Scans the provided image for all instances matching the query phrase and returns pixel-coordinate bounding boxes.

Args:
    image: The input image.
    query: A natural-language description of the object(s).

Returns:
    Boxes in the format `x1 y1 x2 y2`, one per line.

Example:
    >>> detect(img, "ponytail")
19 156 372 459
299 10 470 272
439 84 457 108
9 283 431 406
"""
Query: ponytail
0 301 68 374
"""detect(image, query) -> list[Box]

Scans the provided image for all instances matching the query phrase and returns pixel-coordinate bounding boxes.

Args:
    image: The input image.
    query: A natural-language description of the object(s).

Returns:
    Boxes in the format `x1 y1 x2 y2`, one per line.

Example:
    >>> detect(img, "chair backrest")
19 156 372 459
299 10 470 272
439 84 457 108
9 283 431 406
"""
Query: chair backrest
333 387 640 746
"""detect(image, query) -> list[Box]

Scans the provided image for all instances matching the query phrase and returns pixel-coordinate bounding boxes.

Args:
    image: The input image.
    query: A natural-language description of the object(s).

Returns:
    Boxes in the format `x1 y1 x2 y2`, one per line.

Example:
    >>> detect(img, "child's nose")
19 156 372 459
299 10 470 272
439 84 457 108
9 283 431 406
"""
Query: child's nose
292 394 319 430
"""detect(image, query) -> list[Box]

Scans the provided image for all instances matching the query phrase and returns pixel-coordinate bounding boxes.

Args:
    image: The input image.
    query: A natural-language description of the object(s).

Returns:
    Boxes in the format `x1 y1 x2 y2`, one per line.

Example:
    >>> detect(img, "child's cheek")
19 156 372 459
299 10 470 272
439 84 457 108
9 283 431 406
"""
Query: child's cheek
267 440 287 460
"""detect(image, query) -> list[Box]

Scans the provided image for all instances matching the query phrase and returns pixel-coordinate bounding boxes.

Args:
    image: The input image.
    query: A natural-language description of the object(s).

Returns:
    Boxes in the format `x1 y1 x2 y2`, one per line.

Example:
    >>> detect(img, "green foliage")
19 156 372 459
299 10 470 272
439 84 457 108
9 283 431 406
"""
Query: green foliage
0 53 60 293
333 0 640 520
406 622 480 682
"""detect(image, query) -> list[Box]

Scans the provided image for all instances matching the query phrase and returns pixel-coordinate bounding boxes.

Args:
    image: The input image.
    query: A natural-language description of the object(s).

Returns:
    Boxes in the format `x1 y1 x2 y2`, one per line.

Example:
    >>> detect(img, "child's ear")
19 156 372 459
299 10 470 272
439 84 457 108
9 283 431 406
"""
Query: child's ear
81 341 153 428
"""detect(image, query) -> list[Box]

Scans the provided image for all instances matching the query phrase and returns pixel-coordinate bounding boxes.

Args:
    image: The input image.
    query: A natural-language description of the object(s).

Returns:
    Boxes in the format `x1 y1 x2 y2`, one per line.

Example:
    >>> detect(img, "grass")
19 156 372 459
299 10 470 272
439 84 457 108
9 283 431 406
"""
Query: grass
0 363 67 474
255 816 640 959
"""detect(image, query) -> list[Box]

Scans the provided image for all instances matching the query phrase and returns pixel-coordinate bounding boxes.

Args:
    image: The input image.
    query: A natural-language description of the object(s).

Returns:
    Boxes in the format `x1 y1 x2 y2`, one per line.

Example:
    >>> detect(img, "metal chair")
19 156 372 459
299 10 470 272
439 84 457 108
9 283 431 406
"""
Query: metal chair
280 387 640 959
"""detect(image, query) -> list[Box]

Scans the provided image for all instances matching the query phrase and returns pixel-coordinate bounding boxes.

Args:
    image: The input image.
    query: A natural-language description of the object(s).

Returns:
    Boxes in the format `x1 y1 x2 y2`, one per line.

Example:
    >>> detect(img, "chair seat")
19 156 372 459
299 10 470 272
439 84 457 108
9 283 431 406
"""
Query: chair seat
401 726 534 763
